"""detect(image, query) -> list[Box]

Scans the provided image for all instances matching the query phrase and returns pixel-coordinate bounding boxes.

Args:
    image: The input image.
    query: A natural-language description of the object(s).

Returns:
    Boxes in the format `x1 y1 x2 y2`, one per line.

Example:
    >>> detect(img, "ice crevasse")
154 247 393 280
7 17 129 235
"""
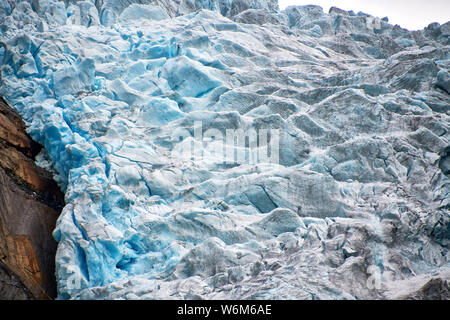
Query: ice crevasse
0 0 449 299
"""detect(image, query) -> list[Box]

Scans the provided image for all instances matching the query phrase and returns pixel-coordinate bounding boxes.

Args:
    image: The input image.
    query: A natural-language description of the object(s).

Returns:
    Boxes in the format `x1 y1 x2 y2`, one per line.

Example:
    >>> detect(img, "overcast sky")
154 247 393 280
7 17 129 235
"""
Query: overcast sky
278 0 450 31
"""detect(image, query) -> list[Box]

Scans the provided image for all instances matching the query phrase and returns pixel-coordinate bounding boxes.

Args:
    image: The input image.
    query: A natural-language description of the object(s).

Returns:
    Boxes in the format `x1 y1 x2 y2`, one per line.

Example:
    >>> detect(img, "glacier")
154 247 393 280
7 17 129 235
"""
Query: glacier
0 0 449 299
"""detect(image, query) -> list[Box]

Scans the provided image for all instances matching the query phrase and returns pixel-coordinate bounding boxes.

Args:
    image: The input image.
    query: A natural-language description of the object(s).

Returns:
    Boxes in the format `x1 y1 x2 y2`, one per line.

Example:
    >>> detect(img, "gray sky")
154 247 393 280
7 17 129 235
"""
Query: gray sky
278 0 450 30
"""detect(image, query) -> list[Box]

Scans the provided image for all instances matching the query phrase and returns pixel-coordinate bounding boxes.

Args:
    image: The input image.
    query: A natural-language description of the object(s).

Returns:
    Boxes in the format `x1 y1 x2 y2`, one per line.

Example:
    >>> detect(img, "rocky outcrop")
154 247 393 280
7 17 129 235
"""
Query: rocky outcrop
0 97 64 300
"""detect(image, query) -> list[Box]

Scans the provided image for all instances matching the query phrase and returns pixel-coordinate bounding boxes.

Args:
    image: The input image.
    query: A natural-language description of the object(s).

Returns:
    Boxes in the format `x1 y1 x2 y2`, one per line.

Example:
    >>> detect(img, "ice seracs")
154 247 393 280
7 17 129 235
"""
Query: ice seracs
0 0 449 299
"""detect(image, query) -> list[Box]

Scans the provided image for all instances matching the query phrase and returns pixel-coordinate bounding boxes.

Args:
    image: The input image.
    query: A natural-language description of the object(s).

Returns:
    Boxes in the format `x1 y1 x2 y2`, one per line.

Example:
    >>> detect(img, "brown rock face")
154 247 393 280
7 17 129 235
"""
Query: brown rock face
0 97 64 300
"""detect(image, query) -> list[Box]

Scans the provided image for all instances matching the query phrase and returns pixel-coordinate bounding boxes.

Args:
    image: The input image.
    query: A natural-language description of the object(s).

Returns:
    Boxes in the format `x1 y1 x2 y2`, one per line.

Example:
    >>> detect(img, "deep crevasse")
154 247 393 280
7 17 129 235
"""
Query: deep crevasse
0 0 449 299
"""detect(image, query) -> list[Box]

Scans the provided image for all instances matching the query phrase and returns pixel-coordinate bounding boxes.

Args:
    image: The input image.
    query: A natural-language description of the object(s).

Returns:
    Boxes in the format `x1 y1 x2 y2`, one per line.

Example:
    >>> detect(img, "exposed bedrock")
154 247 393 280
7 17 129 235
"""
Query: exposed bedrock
0 97 64 299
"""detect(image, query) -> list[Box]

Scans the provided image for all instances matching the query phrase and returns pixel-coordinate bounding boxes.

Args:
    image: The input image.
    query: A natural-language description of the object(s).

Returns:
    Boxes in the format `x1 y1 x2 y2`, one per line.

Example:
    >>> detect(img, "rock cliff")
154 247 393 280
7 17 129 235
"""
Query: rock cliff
0 96 64 299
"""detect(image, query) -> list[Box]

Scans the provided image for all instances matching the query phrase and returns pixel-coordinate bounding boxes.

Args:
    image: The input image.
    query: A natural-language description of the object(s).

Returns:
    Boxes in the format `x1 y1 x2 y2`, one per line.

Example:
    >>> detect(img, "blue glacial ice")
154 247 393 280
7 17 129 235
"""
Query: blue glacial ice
0 0 449 299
